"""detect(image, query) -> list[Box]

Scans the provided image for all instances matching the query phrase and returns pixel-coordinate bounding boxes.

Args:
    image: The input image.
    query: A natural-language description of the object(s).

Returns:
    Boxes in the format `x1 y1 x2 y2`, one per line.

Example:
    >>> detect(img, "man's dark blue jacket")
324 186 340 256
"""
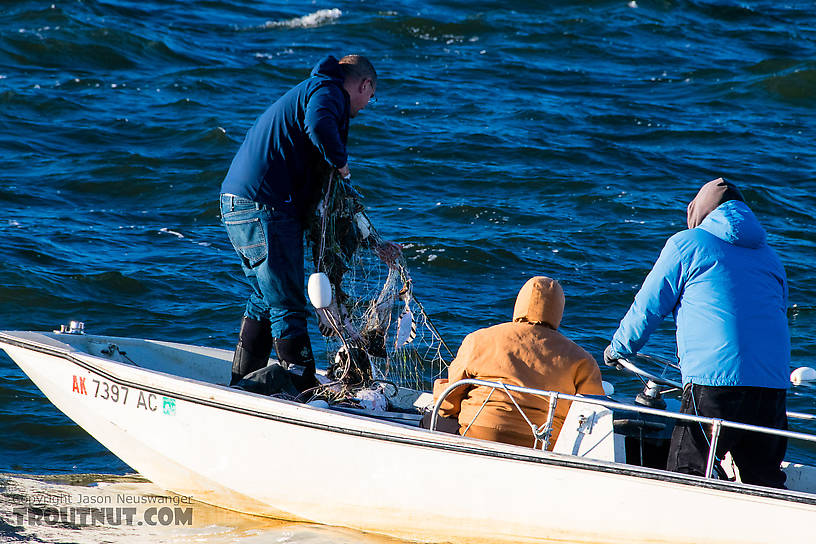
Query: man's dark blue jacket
221 56 350 220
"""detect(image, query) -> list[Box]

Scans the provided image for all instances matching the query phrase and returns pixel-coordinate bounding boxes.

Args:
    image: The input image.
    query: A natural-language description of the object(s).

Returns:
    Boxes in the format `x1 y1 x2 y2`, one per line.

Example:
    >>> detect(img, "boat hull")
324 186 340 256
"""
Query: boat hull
3 331 816 544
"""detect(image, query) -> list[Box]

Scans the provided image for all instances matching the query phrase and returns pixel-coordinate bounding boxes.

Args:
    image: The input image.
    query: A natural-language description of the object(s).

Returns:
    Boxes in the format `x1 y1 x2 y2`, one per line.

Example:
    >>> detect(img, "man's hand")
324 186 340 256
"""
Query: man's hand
338 163 350 179
603 344 621 367
375 241 402 267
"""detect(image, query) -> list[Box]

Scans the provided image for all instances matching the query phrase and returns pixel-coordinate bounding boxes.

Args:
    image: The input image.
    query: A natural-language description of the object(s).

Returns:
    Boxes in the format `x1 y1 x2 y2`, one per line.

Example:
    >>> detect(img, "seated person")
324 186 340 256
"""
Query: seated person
432 276 605 449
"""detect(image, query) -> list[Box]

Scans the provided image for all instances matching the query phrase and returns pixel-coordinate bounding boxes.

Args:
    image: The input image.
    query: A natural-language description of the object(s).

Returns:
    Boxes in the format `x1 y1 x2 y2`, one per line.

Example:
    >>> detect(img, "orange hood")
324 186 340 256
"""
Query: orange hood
512 276 564 330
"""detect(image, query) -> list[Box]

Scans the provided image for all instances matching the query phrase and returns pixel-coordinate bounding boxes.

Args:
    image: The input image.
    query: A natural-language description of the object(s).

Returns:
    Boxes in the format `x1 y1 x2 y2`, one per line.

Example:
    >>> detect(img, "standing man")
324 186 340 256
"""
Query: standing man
219 54 377 391
604 178 790 488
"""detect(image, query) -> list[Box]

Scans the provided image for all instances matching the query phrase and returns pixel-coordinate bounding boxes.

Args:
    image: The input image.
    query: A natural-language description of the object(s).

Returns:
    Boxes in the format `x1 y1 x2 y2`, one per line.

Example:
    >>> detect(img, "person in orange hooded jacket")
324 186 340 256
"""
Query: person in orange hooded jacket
433 276 605 448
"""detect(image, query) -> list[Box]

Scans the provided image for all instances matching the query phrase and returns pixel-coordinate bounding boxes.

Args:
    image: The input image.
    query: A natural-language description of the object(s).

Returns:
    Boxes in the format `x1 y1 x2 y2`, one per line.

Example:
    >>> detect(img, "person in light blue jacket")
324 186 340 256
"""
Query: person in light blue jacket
605 178 790 488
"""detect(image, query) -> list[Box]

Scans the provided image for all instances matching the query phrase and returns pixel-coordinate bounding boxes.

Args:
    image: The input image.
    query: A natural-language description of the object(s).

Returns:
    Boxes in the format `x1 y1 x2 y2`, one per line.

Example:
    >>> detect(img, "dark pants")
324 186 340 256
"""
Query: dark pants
220 194 307 339
667 384 788 488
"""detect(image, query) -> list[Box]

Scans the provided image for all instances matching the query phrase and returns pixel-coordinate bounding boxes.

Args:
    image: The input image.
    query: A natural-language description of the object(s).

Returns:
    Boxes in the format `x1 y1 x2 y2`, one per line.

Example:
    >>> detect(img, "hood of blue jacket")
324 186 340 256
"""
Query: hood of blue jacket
697 200 766 249
310 55 345 85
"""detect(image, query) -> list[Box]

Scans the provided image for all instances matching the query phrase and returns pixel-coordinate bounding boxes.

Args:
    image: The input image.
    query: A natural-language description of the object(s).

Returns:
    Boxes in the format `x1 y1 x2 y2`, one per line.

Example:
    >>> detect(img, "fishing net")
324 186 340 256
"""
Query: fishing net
305 173 451 397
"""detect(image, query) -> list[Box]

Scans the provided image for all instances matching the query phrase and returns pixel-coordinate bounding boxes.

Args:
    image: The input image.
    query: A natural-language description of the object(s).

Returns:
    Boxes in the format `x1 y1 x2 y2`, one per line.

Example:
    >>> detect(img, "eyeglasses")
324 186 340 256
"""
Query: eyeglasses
365 79 377 105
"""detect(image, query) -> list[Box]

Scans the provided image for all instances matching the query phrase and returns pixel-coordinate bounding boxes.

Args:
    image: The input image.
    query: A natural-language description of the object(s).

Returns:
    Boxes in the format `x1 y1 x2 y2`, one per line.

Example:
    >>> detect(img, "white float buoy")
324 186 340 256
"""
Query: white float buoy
602 381 615 396
790 366 816 385
307 272 332 309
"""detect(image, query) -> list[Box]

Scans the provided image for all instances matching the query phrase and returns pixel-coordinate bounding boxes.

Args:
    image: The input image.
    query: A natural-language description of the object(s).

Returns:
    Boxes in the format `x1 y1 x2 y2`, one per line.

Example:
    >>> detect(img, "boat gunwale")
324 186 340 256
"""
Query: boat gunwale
3 330 816 509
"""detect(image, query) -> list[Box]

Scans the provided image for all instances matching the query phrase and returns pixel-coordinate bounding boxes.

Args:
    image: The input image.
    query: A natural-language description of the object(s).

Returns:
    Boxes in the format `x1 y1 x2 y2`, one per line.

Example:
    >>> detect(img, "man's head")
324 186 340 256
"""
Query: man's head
686 178 745 229
339 54 377 118
512 276 565 330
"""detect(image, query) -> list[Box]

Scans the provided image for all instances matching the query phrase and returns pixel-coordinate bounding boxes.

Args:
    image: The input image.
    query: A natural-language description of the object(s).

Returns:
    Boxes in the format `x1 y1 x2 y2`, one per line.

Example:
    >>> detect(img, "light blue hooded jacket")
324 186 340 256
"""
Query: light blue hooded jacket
611 200 790 388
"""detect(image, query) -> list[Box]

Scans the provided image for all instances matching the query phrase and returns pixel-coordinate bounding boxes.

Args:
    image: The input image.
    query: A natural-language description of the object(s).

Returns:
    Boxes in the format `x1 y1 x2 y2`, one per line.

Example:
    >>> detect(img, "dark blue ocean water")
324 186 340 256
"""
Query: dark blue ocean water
1 0 815 540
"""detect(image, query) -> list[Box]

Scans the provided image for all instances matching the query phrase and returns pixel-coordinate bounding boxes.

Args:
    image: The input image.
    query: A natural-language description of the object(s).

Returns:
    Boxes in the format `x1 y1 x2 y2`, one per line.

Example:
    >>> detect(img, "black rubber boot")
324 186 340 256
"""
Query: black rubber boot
274 335 318 393
229 316 273 386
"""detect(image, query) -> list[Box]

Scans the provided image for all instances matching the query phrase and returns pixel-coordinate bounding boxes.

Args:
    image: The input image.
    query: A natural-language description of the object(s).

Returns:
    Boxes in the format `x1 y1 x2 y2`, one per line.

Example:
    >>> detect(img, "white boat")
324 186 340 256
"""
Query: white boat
3 325 816 544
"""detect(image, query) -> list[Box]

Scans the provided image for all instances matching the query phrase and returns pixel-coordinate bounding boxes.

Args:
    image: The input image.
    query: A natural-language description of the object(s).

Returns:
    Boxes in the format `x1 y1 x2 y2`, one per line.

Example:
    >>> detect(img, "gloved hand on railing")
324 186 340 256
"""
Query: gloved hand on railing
603 344 621 367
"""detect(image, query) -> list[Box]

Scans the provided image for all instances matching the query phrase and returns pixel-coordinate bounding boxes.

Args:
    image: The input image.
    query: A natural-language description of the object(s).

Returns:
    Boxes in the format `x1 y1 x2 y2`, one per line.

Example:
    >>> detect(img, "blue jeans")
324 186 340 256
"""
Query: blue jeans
220 194 307 339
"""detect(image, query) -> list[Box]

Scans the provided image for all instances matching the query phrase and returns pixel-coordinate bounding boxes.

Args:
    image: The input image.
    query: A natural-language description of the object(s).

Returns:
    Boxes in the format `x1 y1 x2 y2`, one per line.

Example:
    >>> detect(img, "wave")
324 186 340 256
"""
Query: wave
262 8 342 29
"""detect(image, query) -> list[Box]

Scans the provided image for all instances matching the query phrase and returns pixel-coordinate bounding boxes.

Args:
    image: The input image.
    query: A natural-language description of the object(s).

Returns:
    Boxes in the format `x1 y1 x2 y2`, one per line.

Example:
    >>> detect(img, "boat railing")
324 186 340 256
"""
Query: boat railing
430 379 816 480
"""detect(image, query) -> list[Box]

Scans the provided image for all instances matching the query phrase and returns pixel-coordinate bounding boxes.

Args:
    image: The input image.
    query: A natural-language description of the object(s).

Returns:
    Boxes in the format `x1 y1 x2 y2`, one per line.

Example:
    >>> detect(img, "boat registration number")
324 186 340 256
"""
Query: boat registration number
72 374 176 416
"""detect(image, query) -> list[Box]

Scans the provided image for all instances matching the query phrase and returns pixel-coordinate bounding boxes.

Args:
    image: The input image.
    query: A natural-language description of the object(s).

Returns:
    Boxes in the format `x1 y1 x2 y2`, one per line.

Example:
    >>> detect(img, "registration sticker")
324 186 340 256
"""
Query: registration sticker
162 397 176 416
